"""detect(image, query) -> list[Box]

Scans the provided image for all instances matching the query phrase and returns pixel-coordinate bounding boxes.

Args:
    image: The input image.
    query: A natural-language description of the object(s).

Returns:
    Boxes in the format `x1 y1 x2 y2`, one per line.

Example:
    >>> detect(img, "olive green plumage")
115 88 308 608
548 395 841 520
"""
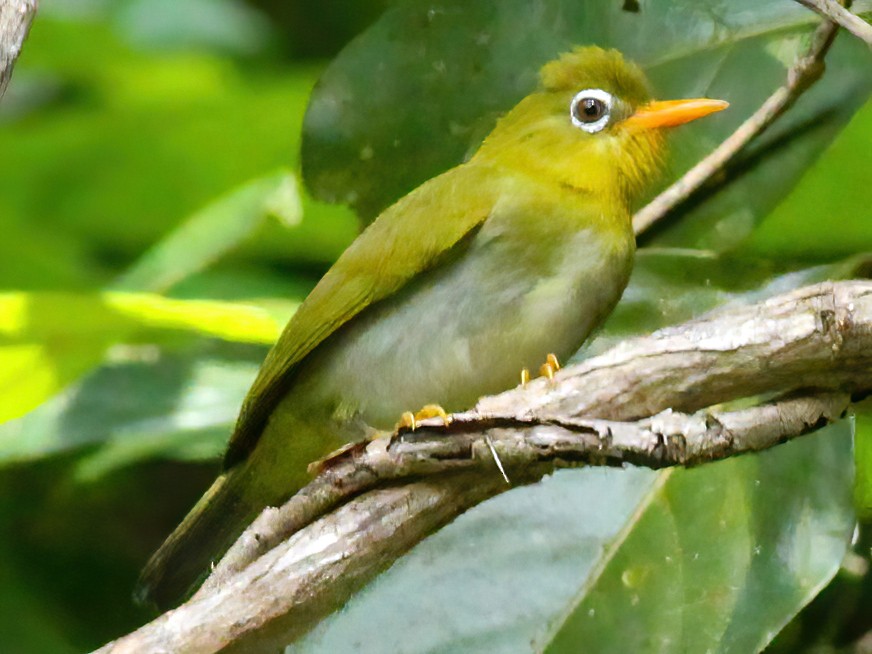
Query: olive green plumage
137 46 720 609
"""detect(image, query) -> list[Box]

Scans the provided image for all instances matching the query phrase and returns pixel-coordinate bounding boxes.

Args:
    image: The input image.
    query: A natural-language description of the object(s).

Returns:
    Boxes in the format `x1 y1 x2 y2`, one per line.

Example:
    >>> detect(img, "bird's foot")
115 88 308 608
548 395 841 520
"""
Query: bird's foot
521 353 561 387
397 404 452 431
540 353 561 381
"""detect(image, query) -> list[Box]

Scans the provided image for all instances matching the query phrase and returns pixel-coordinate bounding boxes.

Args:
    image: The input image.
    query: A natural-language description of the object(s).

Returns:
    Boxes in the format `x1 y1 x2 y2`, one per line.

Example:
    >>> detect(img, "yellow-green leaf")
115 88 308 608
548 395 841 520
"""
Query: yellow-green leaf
0 291 285 422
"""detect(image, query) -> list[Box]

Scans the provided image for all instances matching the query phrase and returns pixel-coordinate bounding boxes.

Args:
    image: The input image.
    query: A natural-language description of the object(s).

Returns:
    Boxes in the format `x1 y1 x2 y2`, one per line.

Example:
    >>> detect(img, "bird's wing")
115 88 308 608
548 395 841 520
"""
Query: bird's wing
225 163 500 466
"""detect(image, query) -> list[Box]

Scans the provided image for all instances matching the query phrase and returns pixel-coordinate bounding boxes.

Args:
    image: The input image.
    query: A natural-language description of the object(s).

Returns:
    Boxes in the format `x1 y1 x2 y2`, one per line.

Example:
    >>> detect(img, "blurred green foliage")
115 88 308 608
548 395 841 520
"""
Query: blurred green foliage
1 0 871 652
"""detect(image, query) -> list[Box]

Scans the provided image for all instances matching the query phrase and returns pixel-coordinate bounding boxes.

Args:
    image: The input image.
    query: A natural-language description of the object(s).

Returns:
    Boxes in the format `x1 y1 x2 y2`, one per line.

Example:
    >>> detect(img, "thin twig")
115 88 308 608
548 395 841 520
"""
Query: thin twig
632 16 839 235
94 280 872 653
0 0 37 100
795 0 872 46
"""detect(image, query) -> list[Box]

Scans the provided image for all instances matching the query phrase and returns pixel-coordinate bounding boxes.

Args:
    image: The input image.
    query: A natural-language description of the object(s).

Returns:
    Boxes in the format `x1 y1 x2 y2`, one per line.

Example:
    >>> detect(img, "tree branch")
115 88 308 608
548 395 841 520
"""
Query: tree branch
95 280 872 654
794 0 872 46
0 0 36 100
632 14 839 235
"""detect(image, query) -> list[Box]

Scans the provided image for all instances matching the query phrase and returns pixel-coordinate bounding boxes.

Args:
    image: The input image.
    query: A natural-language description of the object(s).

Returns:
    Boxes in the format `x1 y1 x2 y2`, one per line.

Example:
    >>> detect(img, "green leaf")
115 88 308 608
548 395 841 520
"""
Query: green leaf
746 98 872 261
110 0 273 56
113 170 303 294
644 26 872 251
543 423 854 653
301 0 872 240
577 248 872 357
0 291 282 423
0 452 218 651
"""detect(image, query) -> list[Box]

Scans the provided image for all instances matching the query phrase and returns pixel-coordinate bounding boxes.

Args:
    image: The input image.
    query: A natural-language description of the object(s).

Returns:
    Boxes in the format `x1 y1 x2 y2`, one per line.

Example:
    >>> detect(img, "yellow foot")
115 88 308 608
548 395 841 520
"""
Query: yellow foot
398 404 452 431
521 353 560 387
539 353 561 381
520 367 531 386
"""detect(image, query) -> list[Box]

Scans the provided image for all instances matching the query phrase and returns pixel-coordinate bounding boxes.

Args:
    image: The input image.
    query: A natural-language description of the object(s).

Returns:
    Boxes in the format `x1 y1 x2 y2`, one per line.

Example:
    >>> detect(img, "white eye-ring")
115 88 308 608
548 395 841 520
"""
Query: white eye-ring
570 88 613 134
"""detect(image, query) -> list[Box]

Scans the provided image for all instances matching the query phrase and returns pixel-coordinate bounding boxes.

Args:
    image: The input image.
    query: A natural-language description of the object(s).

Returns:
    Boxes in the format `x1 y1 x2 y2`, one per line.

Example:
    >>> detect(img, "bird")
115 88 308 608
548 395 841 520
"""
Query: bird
137 46 727 609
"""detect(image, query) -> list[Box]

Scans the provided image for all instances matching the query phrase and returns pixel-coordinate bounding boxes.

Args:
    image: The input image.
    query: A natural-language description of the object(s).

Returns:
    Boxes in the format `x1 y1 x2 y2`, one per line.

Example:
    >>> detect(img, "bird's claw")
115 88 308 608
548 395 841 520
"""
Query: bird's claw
521 353 560 387
540 353 560 382
397 404 452 431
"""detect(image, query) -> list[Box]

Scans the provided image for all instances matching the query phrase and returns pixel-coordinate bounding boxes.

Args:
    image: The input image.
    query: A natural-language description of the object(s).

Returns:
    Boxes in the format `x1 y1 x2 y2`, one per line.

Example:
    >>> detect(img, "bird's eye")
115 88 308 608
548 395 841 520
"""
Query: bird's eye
578 97 605 121
570 89 613 134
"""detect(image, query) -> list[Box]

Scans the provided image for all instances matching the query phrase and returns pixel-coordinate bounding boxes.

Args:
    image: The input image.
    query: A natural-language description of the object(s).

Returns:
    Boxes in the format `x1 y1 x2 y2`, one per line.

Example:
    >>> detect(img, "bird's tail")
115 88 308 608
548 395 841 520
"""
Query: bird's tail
135 469 260 610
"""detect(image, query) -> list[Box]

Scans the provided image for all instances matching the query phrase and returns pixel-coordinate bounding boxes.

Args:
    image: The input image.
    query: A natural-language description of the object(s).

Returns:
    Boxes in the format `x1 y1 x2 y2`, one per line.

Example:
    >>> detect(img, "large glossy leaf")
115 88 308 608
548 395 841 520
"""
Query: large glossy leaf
543 422 854 653
302 0 872 244
576 248 871 357
645 23 871 250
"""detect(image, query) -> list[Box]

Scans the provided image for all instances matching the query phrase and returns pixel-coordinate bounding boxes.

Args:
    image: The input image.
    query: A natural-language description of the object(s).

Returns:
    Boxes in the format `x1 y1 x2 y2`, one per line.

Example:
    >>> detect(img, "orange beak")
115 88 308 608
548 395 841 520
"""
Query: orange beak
624 98 729 129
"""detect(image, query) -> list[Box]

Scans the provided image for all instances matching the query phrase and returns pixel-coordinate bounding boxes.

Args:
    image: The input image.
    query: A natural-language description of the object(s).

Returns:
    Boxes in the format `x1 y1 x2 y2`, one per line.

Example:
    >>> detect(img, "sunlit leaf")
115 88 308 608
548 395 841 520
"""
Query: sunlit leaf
0 291 282 423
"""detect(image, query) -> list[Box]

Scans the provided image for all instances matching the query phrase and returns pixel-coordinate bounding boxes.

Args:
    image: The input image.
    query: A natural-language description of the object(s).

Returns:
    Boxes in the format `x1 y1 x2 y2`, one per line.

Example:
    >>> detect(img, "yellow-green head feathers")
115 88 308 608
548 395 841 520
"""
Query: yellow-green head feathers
472 46 665 206
539 47 652 107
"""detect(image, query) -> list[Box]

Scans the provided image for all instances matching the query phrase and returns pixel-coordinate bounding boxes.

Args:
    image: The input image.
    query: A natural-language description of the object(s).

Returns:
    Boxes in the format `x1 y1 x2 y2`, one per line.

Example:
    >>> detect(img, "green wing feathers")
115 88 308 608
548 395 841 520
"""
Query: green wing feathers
224 163 499 466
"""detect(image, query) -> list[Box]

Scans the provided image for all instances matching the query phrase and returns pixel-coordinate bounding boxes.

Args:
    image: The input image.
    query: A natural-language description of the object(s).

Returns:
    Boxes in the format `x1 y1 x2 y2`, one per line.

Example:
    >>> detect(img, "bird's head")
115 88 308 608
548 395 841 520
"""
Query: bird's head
473 46 727 207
